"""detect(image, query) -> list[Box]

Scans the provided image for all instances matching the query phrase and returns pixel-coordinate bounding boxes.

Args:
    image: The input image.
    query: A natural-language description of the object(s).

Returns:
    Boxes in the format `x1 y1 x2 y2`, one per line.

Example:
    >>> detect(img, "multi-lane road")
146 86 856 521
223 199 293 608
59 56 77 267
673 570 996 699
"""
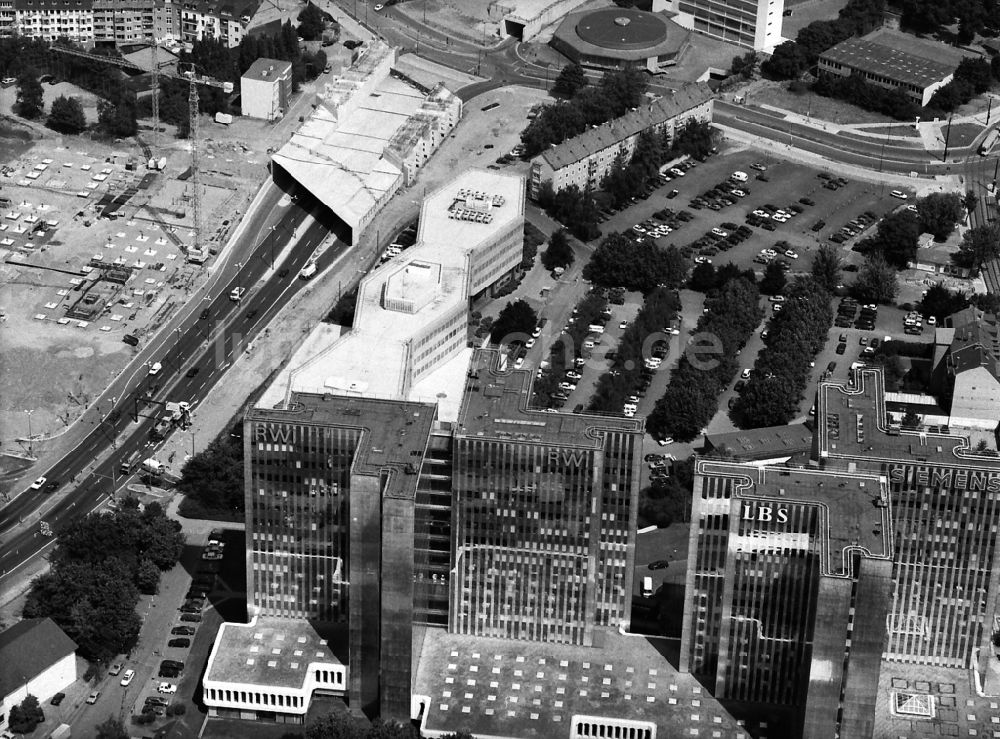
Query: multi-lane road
0 194 342 578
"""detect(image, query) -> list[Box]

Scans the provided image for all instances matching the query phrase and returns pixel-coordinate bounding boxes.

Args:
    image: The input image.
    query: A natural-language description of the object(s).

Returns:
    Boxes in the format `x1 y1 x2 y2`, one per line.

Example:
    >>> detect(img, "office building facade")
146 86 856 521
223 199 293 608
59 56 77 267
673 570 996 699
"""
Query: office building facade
666 0 784 51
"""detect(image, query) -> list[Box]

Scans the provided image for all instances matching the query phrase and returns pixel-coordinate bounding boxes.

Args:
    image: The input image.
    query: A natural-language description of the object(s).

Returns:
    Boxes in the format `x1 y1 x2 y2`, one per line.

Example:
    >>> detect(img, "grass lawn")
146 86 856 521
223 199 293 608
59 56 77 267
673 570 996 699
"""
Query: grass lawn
854 123 923 138
945 122 985 148
751 82 895 124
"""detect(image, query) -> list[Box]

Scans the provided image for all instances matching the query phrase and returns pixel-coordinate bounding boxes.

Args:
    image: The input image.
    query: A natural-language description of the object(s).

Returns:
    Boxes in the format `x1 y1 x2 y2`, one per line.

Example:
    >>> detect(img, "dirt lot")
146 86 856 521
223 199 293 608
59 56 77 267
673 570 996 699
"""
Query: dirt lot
0 104 274 449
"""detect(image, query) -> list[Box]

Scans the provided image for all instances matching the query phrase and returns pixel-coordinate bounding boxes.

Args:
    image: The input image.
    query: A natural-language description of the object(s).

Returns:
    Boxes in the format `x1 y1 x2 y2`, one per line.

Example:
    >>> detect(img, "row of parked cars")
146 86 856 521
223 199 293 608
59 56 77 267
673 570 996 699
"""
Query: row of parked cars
829 210 878 244
834 297 878 330
597 161 696 222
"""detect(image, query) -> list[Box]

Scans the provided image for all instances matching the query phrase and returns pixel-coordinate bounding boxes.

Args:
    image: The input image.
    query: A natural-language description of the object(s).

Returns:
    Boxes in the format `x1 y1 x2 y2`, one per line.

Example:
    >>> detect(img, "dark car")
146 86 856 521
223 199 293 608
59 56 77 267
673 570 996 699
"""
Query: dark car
158 667 180 678
180 602 202 614
647 560 670 570
277 268 290 278
180 613 202 623
122 333 139 347
50 692 66 706
811 220 825 232
827 361 837 373
44 479 60 493
799 197 815 206
171 626 196 636
185 366 200 378
168 638 191 648
199 308 210 320
734 380 745 392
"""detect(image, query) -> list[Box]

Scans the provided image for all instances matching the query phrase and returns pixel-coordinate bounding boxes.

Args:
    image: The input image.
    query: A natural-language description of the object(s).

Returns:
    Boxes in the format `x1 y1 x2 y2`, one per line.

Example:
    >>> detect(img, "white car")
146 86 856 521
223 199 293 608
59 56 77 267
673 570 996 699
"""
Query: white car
108 663 123 676
374 3 385 9
784 249 798 259
669 167 685 177
565 371 582 380
665 327 680 335
623 403 638 412
773 303 783 312
148 361 162 376
741 368 752 379
694 256 712 264
657 436 674 446
86 691 100 705
525 338 535 348
157 682 177 694
514 357 525 369
29 476 47 490
927 316 937 326
890 190 908 200
772 214 788 223
120 669 135 687
752 209 770 218
559 382 577 391
731 189 747 198
711 228 728 238
770 295 785 303
645 358 662 368
762 249 777 257
619 320 629 329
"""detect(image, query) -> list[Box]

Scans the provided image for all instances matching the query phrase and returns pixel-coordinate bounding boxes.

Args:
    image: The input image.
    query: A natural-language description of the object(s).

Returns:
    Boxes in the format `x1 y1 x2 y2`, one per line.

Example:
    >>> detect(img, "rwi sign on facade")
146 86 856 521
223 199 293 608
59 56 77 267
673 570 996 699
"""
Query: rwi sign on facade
742 502 789 524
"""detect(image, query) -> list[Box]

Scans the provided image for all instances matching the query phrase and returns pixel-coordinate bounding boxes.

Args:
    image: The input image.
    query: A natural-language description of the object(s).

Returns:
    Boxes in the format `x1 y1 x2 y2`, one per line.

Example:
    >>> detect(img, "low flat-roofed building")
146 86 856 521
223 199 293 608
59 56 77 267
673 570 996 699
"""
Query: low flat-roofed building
818 27 973 106
271 42 461 244
702 422 813 463
203 616 348 720
528 83 712 200
491 0 591 41
414 628 749 738
0 618 77 732
240 58 292 121
260 170 525 416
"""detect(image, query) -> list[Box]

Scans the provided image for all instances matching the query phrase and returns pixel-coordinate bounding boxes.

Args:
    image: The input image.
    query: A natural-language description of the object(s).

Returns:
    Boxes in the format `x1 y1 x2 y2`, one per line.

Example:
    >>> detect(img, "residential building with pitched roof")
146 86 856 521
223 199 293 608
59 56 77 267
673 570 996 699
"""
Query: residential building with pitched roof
527 82 713 200
931 307 1000 430
0 618 77 732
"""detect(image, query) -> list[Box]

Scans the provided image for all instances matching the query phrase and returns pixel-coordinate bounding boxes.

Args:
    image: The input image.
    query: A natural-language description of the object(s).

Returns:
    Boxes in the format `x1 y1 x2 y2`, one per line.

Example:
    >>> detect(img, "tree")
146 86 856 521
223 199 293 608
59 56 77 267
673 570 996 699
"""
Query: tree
955 57 993 94
963 190 978 218
96 716 130 739
730 51 757 79
853 253 898 304
46 95 87 134
811 243 842 292
761 41 808 79
541 228 574 271
8 694 44 734
135 558 161 595
688 262 718 292
901 410 921 429
177 429 245 516
858 210 920 269
671 118 715 159
583 234 687 292
15 66 44 119
759 261 787 295
919 283 969 321
490 299 538 344
552 62 587 98
957 222 1000 272
297 2 327 41
916 192 963 240
97 97 138 137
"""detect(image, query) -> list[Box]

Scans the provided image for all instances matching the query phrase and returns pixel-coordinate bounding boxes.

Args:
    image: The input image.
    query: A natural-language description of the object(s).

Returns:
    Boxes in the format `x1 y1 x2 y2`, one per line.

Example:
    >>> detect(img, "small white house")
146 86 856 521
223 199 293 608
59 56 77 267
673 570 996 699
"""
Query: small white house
0 618 77 731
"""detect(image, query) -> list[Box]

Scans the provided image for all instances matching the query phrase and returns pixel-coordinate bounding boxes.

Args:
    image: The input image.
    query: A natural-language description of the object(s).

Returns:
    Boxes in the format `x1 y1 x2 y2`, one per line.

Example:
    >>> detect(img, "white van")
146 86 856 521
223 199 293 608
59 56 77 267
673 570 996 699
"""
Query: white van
731 171 749 182
642 576 654 597
299 262 317 280
588 324 605 334
229 287 245 302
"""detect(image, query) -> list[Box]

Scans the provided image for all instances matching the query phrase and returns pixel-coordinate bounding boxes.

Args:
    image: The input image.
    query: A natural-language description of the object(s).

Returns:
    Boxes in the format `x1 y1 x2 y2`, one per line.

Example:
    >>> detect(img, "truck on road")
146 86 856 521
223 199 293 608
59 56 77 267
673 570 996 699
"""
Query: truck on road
980 128 999 155
120 451 142 475
143 458 166 476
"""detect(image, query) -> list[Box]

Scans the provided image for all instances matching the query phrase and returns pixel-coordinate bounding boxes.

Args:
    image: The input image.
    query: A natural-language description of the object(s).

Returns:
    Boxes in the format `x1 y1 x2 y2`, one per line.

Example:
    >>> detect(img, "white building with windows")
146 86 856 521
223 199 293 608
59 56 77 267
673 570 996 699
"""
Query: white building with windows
663 0 784 51
240 58 291 121
0 618 77 732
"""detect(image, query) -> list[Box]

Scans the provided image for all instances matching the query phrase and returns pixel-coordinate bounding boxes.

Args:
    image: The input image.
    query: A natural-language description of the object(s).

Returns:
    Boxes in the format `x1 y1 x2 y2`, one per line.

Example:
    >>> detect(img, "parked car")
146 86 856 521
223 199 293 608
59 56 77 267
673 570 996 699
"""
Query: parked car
168 638 191 648
172 626 196 636
108 663 124 676
157 682 178 694
86 691 100 704
180 613 202 623
648 559 671 570
50 692 65 706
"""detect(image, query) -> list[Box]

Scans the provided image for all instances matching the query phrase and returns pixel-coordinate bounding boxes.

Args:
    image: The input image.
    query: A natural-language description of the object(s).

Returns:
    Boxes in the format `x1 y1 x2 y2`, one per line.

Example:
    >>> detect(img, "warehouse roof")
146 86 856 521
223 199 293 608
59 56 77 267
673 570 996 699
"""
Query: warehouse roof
820 28 969 89
703 423 813 461
537 82 713 171
0 618 76 698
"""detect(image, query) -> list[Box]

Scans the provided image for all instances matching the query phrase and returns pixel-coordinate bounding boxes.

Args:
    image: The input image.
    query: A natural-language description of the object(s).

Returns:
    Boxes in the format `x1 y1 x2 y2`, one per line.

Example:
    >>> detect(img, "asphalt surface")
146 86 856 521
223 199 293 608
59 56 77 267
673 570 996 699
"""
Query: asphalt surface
0 197 344 579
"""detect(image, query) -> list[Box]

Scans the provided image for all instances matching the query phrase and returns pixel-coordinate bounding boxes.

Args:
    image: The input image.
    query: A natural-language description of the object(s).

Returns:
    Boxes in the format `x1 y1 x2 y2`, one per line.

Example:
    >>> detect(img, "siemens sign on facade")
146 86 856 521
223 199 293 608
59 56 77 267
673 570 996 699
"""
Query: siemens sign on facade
888 464 1000 493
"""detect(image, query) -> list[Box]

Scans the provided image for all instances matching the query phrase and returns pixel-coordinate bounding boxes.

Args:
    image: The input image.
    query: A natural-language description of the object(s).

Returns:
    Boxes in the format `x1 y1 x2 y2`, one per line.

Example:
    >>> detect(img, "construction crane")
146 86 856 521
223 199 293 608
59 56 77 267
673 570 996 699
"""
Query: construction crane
49 43 234 256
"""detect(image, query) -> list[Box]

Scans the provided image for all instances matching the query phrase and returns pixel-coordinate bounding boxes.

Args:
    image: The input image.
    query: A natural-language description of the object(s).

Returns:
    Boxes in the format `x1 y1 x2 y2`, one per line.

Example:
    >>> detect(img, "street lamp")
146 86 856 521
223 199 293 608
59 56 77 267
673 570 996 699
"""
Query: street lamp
24 409 34 457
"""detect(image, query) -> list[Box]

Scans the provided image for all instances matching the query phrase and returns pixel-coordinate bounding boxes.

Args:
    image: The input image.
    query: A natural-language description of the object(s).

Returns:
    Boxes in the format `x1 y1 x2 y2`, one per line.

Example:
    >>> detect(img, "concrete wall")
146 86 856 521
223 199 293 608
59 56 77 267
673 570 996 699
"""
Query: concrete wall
502 0 589 40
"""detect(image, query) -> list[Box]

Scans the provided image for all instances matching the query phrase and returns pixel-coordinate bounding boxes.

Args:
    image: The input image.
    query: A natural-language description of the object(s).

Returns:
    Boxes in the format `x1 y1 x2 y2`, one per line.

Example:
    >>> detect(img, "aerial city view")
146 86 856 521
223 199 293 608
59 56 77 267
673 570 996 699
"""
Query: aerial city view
3 0 1000 737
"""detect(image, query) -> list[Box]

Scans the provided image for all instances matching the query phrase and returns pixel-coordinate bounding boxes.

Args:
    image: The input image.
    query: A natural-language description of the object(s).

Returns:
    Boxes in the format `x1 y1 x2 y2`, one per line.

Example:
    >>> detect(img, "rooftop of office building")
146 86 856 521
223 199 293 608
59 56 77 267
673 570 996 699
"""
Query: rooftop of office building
819 28 972 88
873 661 1000 739
816 369 1000 471
702 423 813 462
456 348 643 445
257 171 524 419
249 391 437 498
414 628 750 739
695 459 890 576
242 57 292 82
204 617 348 690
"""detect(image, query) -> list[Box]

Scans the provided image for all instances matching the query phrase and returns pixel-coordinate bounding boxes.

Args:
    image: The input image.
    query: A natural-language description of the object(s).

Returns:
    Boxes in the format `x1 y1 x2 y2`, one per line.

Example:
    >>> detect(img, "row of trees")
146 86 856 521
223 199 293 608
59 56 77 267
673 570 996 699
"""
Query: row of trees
582 233 688 293
647 277 763 441
638 457 695 529
734 278 834 428
23 499 184 663
532 290 608 407
688 262 758 293
956 221 1000 271
929 57 994 112
520 68 647 156
534 183 602 242
587 287 681 413
283 713 471 739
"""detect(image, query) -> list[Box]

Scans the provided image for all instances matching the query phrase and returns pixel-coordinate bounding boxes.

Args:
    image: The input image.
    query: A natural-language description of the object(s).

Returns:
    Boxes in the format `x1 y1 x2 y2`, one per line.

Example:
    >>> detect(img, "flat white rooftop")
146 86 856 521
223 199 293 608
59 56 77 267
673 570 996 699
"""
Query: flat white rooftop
257 170 525 422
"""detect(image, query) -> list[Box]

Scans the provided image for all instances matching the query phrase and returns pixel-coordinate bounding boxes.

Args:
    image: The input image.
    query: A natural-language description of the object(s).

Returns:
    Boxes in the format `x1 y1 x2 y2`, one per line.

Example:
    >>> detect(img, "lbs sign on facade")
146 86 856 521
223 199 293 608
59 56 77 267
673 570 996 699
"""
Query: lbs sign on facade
741 502 789 524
